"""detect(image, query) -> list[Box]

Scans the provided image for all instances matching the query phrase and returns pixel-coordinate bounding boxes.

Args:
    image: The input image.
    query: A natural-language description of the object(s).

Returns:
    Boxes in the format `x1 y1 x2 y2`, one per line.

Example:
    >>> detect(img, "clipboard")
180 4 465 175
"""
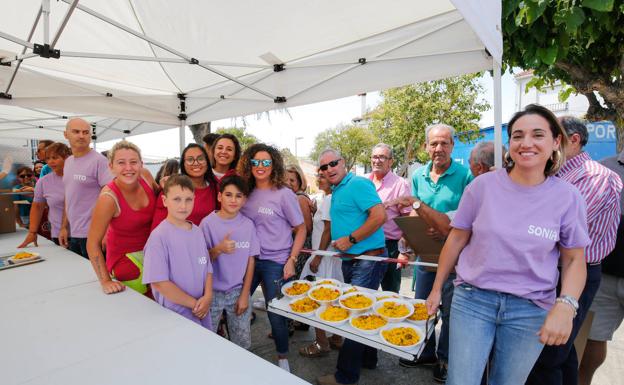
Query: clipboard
394 216 444 272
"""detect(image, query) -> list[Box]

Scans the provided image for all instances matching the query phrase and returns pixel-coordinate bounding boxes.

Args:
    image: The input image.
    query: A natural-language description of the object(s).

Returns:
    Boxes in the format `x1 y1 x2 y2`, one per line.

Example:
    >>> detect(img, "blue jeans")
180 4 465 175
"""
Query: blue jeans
380 239 401 293
335 255 387 384
251 258 289 355
447 283 547 385
414 265 455 362
526 264 602 385
69 237 89 259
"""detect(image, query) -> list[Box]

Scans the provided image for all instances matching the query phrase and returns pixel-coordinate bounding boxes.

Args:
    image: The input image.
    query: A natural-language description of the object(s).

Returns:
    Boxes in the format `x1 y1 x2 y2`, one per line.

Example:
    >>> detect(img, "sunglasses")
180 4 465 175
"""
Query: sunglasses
319 159 341 171
250 159 272 167
19 174 34 178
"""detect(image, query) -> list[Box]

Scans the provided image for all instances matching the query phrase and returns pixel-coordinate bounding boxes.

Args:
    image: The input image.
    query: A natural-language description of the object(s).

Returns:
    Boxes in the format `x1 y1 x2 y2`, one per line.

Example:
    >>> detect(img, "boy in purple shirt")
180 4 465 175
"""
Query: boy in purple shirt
143 175 213 330
201 176 259 348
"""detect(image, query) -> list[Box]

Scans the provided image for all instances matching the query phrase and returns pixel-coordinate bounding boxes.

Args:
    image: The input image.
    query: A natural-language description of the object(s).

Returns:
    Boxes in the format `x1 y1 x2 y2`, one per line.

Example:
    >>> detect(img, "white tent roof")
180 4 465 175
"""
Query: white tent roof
0 0 501 141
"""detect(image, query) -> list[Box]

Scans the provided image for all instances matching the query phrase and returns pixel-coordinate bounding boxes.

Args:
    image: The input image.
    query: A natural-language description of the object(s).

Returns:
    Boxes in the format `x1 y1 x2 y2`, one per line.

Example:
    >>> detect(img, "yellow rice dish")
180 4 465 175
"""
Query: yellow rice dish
376 302 410 318
381 327 421 347
319 305 350 322
377 294 399 301
13 251 35 260
290 297 320 313
317 279 339 286
407 303 429 321
285 282 311 296
343 286 358 294
310 286 341 301
340 294 373 309
351 314 387 330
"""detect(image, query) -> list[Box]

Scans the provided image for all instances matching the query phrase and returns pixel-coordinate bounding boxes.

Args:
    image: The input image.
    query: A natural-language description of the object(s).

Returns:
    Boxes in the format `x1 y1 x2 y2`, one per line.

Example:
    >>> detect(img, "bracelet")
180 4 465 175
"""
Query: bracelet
555 297 578 317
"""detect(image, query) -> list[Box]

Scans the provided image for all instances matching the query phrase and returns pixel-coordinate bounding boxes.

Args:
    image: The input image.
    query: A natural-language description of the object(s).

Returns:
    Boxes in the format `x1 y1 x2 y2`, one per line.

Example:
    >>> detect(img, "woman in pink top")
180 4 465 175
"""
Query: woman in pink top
151 144 217 229
87 141 157 296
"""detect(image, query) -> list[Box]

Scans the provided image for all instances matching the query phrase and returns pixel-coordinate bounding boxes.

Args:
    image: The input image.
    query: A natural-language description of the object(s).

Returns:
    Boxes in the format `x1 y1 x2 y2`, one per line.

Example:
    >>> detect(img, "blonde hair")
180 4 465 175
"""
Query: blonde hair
108 140 142 162
285 164 308 192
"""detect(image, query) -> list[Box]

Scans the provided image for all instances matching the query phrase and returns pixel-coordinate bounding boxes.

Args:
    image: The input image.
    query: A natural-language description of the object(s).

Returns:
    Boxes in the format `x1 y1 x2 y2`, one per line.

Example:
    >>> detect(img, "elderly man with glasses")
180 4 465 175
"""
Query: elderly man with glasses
316 148 387 385
366 143 411 293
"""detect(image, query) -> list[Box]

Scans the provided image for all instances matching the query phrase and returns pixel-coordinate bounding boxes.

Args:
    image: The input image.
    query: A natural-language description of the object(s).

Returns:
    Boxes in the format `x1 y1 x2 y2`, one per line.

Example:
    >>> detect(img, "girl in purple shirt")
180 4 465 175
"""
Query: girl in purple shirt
427 104 590 385
238 143 306 373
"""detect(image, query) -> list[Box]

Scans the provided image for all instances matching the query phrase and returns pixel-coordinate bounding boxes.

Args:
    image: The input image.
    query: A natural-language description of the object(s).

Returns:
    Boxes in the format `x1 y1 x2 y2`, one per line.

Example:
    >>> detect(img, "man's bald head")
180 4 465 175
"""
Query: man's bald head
64 118 92 153
66 118 91 132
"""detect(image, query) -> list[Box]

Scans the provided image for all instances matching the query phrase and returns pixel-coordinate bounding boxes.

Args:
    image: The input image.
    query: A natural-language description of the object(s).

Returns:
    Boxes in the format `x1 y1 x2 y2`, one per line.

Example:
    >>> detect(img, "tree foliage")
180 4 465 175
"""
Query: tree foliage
310 123 377 170
503 0 624 150
368 74 489 167
280 147 299 166
214 126 259 150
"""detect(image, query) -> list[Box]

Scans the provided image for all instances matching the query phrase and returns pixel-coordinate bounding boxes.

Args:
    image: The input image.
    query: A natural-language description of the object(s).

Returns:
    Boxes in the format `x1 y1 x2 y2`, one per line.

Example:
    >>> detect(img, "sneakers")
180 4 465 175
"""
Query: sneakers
433 361 448 383
317 374 357 385
398 355 437 368
277 358 290 372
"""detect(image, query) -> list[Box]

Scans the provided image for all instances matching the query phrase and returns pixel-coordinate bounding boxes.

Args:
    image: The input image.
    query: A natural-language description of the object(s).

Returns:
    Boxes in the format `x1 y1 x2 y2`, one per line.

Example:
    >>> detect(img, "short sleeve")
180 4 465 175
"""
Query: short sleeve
199 217 215 249
559 190 591 249
450 182 479 230
33 179 46 203
249 227 260 257
281 188 304 227
320 196 331 221
353 178 382 212
97 155 114 187
142 231 170 284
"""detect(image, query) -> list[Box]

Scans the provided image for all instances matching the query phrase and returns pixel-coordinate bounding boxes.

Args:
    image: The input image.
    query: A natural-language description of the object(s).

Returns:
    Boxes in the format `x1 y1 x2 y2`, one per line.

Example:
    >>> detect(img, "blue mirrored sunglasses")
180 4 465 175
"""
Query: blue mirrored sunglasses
250 159 272 167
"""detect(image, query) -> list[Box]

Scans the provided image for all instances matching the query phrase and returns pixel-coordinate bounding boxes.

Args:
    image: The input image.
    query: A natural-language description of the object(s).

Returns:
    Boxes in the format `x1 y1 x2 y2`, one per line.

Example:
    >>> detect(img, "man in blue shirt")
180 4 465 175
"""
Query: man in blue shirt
317 148 387 385
403 124 472 383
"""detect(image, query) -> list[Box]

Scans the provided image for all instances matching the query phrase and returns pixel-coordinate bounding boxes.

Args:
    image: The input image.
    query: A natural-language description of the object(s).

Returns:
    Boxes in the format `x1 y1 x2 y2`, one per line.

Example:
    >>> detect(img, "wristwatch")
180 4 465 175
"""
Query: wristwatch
348 234 358 244
556 295 579 317
412 199 421 210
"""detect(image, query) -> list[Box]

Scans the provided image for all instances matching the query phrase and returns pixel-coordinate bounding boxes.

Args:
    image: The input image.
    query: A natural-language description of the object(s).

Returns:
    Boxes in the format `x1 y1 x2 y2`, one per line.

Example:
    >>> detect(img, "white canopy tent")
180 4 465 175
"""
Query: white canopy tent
0 0 503 165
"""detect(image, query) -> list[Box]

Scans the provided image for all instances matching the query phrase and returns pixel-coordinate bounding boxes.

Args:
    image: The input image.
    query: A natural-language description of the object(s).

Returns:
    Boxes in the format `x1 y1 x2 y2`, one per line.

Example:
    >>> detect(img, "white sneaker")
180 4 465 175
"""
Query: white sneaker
253 297 266 311
278 358 290 372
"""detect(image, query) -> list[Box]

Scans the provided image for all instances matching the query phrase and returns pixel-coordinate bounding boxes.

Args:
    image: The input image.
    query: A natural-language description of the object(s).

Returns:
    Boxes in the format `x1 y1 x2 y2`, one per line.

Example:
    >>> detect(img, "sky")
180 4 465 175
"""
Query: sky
96 71 517 161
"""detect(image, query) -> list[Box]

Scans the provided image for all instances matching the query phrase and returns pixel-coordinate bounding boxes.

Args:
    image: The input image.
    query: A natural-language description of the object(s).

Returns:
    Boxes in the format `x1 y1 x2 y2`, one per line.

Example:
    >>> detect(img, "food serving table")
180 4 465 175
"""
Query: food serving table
268 286 435 360
0 229 309 385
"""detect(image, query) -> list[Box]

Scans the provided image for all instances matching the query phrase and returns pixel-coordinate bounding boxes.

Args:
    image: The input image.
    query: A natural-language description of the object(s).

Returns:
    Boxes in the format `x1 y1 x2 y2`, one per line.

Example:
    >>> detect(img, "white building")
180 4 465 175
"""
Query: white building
514 70 590 117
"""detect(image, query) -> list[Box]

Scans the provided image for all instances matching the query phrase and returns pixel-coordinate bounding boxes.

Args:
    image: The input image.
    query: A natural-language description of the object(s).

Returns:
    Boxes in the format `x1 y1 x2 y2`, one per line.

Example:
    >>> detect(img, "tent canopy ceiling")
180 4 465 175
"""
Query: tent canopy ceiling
0 0 501 141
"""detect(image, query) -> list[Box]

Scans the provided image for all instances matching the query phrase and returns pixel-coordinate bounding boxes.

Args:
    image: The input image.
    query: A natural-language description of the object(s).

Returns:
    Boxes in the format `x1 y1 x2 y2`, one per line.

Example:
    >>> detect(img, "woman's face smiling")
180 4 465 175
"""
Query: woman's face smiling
251 151 272 183
183 147 208 179
286 171 301 192
509 114 561 173
213 138 235 168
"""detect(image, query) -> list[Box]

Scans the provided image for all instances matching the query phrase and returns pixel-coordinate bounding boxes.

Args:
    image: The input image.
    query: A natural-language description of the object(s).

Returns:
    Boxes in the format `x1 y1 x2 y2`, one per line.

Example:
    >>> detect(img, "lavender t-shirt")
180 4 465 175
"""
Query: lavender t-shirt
143 220 213 330
200 212 260 292
240 187 304 263
452 169 590 310
62 150 113 237
33 172 64 237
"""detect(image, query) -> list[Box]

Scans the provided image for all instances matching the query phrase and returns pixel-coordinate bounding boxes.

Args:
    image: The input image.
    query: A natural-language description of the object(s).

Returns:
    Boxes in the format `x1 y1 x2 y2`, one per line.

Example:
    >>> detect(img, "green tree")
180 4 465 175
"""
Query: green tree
310 123 377 170
280 147 299 166
214 126 259 150
369 74 489 168
503 0 624 150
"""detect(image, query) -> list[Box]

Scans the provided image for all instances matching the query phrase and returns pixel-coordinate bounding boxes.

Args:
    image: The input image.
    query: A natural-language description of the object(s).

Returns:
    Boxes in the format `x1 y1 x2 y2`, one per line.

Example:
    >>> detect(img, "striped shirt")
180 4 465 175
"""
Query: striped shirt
557 152 623 263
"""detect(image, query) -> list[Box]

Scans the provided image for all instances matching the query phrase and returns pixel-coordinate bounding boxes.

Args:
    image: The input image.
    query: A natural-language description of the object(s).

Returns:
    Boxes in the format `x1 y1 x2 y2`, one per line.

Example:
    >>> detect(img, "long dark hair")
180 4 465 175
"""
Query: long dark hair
213 133 241 171
237 143 287 192
180 143 218 205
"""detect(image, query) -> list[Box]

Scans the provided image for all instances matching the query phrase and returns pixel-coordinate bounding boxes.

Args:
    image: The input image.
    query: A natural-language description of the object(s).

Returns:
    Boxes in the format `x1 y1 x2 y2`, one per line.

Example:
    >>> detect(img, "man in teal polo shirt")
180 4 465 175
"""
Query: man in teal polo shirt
317 148 387 385
402 124 472 383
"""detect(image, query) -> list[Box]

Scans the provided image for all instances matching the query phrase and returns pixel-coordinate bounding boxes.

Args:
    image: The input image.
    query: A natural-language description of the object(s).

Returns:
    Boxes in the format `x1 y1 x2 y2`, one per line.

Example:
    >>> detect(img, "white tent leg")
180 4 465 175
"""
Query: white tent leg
493 60 503 169
179 122 186 154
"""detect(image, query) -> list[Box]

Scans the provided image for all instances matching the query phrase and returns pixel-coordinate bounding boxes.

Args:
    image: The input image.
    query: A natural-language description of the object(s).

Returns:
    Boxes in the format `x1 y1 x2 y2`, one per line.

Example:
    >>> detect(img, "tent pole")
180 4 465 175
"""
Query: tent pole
2 7 42 92
493 60 503 169
51 0 79 49
179 123 185 154
42 0 50 44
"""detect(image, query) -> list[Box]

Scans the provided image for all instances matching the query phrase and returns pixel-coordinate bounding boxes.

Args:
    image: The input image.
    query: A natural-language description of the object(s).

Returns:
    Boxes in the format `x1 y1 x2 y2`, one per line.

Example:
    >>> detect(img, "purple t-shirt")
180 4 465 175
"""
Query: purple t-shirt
452 169 590 310
240 186 304 263
62 150 113 237
143 220 213 329
33 172 64 238
200 212 260 292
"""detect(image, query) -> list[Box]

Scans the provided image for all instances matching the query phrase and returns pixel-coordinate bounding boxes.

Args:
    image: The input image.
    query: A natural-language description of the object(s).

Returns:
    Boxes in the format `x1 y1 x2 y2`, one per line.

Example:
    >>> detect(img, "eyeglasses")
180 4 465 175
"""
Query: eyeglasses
19 173 34 178
319 158 342 171
184 156 207 165
250 159 272 167
371 155 390 162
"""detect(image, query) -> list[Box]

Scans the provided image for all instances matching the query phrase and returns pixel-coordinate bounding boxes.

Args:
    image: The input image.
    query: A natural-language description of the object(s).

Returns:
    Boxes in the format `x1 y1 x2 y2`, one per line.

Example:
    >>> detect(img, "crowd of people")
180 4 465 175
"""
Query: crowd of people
8 104 624 385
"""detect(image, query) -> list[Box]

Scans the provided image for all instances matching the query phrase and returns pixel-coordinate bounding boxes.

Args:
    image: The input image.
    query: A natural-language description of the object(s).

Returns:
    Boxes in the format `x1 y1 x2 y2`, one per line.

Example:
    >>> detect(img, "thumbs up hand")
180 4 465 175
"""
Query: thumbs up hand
218 232 236 254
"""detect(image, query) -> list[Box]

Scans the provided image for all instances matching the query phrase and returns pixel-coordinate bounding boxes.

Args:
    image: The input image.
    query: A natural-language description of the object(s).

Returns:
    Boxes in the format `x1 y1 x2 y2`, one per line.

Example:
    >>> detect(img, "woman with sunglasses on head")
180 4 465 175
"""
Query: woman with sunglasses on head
13 166 36 228
211 133 241 182
426 104 590 385
151 143 218 229
18 143 71 247
238 143 306 373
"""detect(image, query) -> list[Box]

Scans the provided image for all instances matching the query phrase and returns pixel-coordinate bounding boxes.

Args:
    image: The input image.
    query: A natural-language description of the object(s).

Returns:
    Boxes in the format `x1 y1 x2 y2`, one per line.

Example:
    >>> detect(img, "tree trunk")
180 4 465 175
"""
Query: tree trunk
189 122 211 145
